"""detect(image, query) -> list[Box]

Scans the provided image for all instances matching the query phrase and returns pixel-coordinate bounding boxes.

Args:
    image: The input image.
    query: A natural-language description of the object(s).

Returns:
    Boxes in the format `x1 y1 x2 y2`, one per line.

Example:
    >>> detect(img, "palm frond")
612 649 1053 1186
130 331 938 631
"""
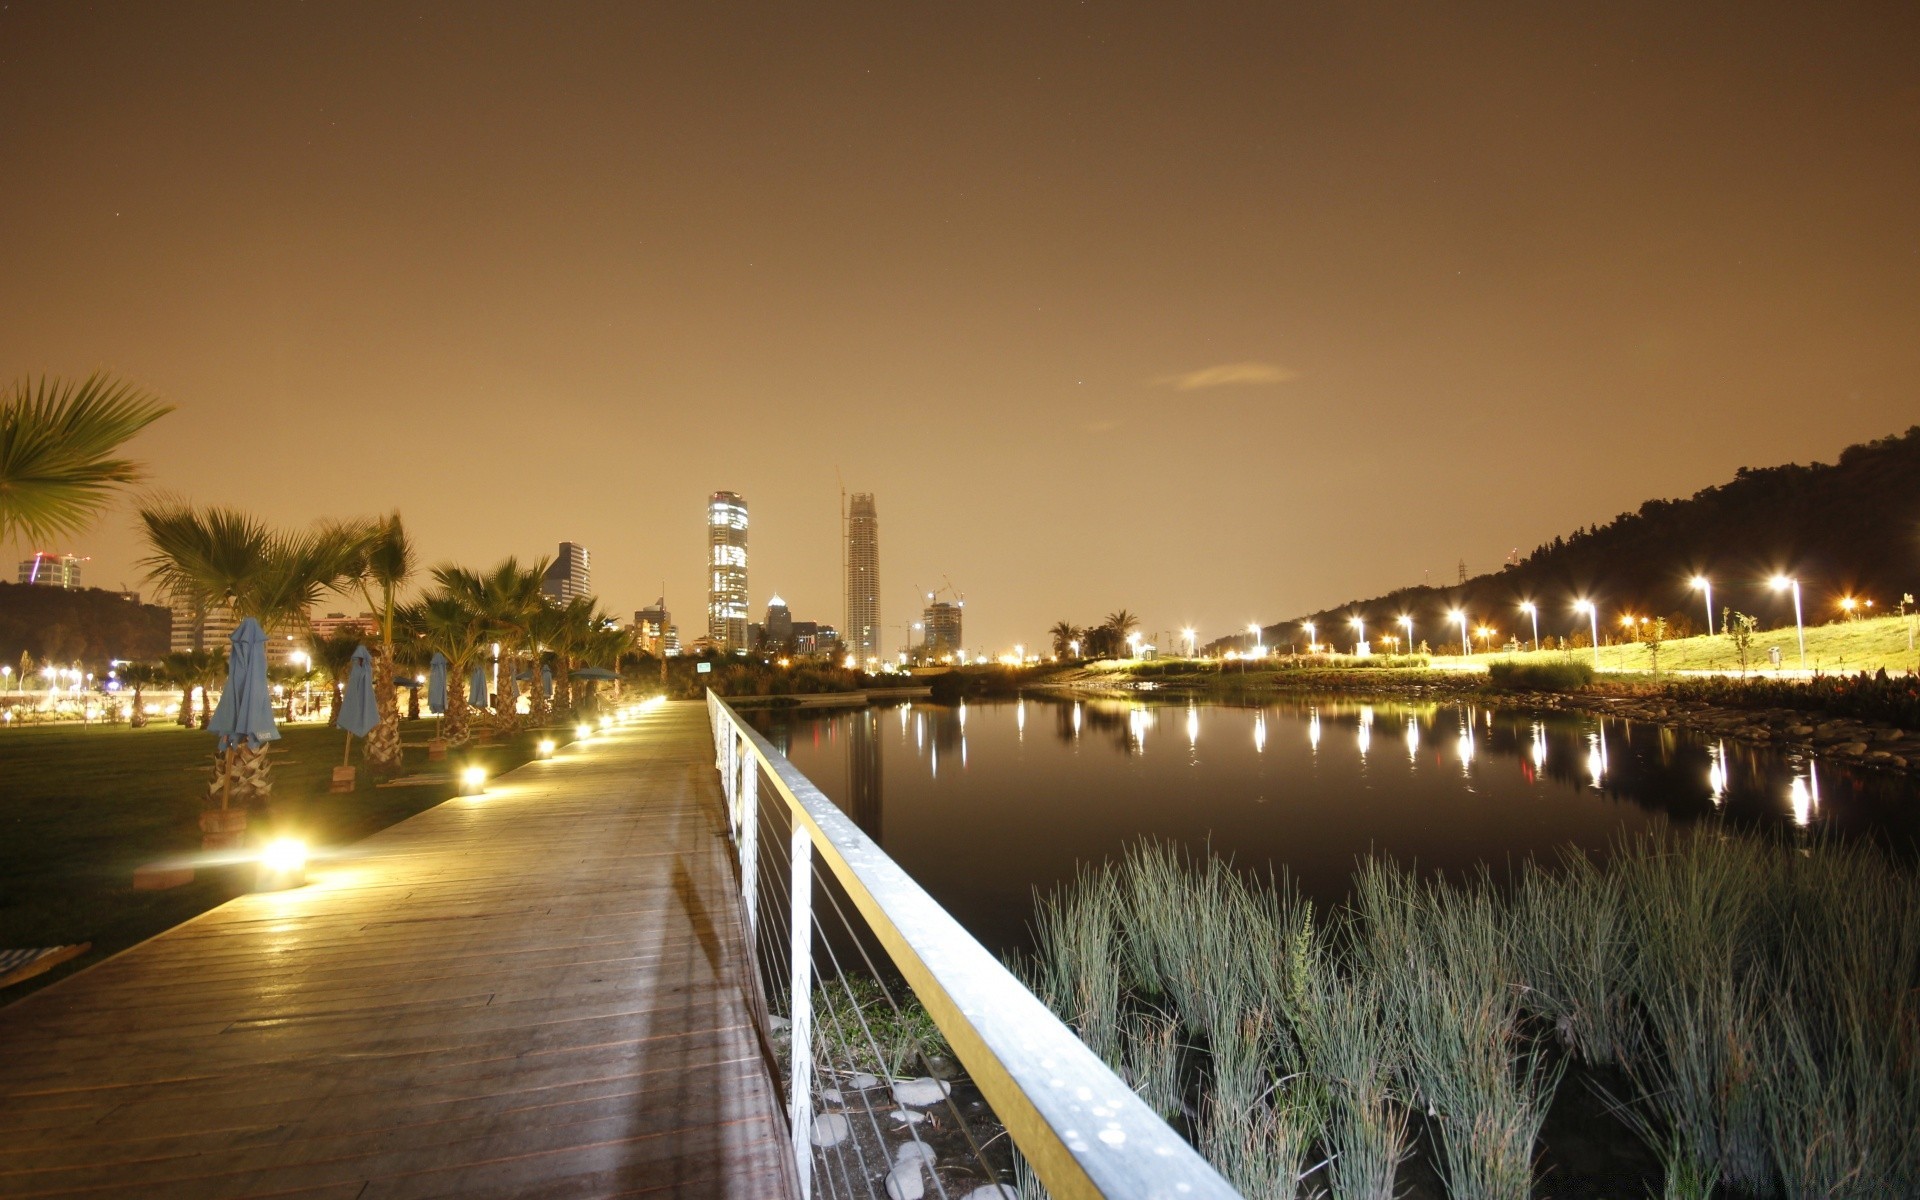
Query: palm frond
0 372 172 543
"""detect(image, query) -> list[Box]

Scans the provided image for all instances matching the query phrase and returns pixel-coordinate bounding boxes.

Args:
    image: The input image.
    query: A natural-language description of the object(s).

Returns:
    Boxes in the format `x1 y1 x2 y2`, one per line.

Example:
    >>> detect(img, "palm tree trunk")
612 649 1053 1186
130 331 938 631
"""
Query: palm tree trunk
328 681 342 727
528 656 550 725
130 683 147 728
363 645 404 779
494 649 521 728
444 681 471 746
198 683 213 728
177 687 193 726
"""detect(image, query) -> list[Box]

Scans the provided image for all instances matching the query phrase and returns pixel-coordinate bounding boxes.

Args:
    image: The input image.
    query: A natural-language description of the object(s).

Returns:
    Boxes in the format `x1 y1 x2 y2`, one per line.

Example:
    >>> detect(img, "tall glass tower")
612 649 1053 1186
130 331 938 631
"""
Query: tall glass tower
707 492 749 651
845 492 880 665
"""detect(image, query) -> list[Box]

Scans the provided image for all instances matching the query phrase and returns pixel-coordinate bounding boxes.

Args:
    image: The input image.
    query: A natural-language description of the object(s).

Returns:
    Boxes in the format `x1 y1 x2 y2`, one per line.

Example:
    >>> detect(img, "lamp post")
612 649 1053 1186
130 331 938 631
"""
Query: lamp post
1690 575 1715 636
1449 608 1470 658
1182 627 1197 657
1302 621 1315 654
1350 615 1367 656
1248 623 1263 658
1398 614 1413 657
1770 575 1806 669
1520 602 1539 651
1574 600 1600 667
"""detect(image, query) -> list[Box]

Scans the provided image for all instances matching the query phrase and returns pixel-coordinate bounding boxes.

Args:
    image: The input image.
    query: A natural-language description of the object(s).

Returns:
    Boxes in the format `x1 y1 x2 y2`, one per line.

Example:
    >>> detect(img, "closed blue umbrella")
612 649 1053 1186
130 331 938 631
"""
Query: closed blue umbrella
339 646 378 738
208 618 279 810
469 664 487 707
209 618 280 753
428 652 448 715
540 665 553 700
571 667 617 681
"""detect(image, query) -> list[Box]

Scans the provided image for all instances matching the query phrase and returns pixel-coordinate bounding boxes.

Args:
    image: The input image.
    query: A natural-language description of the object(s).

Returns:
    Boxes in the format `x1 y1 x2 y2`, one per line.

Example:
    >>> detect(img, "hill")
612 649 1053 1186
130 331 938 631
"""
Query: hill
1256 426 1920 654
0 583 171 670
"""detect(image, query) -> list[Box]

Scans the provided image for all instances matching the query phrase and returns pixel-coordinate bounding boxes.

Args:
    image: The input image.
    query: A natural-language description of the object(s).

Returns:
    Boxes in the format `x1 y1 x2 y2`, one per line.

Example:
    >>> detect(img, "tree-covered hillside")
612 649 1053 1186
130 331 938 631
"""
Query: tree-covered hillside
1268 427 1920 653
0 582 170 669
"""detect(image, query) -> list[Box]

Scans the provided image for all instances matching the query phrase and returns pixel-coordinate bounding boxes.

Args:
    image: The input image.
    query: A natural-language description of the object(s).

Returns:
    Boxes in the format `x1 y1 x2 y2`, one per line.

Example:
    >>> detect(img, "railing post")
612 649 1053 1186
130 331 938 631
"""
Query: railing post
740 748 758 938
789 820 813 1199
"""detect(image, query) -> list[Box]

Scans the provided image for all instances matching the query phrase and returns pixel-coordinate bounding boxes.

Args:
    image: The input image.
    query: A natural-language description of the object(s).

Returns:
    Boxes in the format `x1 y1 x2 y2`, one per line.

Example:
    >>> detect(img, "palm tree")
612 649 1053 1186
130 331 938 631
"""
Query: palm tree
1049 621 1082 658
140 503 356 802
1104 609 1139 641
307 629 364 728
0 373 170 545
117 662 163 728
433 557 548 730
532 596 604 719
401 592 489 745
164 649 224 728
337 514 415 779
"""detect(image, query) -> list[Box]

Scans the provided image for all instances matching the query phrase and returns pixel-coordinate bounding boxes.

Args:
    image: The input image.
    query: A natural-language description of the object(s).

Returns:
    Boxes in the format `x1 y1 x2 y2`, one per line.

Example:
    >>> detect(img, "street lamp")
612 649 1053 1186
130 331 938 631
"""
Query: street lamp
1770 575 1806 669
1182 627 1196 657
1398 614 1413 656
1448 608 1470 658
1301 621 1315 653
1690 575 1715 635
1519 602 1539 652
1573 600 1600 667
1349 615 1367 655
1248 623 1263 658
1476 625 1494 654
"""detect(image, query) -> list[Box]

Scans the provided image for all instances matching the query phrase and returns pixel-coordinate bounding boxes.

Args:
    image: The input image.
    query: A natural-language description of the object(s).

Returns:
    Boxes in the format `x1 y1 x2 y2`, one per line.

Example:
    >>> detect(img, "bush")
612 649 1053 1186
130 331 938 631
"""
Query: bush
1487 659 1595 692
1661 669 1920 729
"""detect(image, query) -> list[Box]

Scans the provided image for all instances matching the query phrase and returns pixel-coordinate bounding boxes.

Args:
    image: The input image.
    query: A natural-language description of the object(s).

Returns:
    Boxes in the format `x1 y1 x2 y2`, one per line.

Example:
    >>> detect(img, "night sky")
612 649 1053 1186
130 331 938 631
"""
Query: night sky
4 3 1916 651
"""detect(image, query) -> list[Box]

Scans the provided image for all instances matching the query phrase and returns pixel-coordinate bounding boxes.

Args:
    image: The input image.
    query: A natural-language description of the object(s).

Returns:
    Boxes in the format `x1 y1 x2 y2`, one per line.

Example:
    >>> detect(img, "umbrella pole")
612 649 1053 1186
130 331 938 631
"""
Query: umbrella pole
221 746 234 811
343 733 353 767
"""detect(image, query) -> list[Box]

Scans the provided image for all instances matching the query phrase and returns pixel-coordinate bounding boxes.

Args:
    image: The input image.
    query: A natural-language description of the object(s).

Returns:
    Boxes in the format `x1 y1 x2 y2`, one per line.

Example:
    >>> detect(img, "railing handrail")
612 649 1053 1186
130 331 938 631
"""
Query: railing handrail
708 691 1239 1200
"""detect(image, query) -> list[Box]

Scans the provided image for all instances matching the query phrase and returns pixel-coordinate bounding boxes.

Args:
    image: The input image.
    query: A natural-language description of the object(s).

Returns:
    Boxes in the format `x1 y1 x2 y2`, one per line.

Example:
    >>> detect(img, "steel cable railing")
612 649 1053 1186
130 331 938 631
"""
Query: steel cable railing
709 692 1239 1200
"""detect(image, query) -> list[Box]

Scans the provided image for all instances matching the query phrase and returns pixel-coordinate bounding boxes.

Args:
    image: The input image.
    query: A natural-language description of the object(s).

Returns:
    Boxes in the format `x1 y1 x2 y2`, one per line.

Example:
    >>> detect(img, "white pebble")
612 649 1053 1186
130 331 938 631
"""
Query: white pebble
885 1162 926 1200
962 1188 1020 1200
848 1072 881 1090
890 1109 927 1125
892 1076 951 1107
809 1113 850 1147
895 1140 937 1165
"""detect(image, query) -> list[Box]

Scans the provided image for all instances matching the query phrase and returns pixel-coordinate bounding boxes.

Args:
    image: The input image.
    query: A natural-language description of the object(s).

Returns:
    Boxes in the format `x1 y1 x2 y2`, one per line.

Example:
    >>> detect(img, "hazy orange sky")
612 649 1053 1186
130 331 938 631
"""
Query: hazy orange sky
4 3 1916 652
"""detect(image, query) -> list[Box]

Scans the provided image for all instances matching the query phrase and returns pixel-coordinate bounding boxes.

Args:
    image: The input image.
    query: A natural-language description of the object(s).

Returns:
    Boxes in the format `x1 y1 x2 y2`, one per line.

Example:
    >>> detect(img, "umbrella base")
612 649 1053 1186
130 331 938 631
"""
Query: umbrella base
427 738 447 761
330 765 357 793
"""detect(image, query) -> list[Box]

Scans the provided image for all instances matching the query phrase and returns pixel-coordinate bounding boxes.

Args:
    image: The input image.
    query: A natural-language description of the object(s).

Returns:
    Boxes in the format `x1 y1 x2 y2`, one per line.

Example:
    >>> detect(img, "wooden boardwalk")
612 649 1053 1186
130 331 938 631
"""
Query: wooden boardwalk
0 702 796 1200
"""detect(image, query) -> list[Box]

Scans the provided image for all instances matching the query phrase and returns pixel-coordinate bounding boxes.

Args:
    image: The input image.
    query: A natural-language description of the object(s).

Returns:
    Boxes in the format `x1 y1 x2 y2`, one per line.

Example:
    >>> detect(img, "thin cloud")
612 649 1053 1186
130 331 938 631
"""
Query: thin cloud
1156 361 1300 390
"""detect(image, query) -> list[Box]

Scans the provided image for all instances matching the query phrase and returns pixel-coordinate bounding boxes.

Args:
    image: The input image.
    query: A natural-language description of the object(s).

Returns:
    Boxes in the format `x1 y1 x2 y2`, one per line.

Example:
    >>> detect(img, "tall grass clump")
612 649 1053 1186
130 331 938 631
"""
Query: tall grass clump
1025 826 1920 1199
1485 658 1595 692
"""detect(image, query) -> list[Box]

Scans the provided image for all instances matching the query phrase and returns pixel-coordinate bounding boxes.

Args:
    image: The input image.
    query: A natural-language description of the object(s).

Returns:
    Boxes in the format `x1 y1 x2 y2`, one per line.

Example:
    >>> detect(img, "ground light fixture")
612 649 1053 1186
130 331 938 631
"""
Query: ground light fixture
460 765 487 795
1573 599 1601 667
575 723 592 740
599 715 613 730
256 837 307 891
1770 574 1807 668
536 739 556 758
1690 574 1716 635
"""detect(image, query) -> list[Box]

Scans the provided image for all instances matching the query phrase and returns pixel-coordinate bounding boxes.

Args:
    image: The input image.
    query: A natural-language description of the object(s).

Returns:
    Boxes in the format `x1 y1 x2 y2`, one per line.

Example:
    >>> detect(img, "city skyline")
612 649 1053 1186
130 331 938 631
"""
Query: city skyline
2 5 1914 651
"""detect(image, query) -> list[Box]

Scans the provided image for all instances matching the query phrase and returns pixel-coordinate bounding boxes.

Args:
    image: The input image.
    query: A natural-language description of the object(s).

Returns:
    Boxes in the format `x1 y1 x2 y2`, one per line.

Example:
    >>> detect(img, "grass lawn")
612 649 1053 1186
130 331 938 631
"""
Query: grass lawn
1438 611 1920 676
0 718 548 1005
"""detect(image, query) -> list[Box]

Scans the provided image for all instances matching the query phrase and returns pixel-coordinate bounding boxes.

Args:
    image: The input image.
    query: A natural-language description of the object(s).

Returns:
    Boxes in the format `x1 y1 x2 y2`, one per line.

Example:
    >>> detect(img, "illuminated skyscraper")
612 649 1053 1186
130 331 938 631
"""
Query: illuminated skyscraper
707 492 749 651
540 541 591 605
923 599 963 658
845 492 879 664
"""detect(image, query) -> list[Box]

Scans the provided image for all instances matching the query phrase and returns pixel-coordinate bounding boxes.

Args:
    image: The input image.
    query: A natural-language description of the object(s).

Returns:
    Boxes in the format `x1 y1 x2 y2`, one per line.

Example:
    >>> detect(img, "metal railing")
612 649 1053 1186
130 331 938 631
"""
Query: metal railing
708 691 1238 1200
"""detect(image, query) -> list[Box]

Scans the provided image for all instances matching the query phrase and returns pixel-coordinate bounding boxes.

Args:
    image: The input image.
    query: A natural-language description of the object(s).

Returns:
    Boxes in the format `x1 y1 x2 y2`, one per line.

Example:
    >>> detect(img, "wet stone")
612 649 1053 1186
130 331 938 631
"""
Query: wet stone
893 1077 952 1107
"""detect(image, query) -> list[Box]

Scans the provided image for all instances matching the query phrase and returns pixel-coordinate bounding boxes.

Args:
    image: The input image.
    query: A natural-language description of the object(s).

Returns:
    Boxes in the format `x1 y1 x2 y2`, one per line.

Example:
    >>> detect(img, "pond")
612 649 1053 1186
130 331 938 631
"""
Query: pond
751 693 1920 955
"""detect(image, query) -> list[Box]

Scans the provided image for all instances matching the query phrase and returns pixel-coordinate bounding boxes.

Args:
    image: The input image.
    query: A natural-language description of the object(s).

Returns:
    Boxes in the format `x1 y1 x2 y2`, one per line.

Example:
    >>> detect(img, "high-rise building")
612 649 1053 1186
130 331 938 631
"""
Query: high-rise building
707 491 749 651
845 493 880 665
168 589 236 656
923 599 964 658
541 542 592 605
764 594 794 647
17 551 85 588
635 600 678 656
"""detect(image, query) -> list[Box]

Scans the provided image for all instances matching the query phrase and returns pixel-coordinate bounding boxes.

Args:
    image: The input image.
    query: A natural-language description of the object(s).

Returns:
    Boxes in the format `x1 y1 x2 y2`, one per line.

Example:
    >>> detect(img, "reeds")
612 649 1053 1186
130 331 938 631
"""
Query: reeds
1025 825 1920 1199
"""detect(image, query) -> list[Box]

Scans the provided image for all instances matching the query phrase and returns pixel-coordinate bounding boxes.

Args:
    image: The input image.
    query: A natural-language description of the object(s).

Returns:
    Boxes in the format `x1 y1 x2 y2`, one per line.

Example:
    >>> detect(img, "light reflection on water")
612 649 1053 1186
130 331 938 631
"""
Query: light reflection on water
754 695 1917 955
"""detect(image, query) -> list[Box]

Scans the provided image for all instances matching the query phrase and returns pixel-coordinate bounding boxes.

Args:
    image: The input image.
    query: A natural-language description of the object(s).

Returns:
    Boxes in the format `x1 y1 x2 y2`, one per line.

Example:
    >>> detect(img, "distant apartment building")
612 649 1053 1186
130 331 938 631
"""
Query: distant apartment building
167 590 236 656
634 601 679 656
310 611 379 641
845 493 880 665
923 599 964 658
17 552 85 588
790 621 840 658
541 542 592 606
707 492 749 651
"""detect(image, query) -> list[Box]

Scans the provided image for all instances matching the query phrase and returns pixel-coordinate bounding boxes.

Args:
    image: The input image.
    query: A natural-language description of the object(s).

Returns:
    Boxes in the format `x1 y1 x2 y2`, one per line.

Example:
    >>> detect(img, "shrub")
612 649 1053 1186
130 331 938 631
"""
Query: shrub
1486 659 1595 692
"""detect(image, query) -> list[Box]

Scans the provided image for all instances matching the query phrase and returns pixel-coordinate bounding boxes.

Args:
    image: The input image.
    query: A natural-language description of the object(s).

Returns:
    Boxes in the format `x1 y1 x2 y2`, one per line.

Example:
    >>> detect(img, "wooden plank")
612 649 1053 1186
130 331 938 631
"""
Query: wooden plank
0 703 796 1200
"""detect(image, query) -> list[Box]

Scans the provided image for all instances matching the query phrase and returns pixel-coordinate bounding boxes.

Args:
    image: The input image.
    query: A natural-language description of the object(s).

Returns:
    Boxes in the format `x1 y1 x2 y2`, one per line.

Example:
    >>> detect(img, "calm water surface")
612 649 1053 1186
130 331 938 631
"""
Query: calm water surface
752 695 1920 955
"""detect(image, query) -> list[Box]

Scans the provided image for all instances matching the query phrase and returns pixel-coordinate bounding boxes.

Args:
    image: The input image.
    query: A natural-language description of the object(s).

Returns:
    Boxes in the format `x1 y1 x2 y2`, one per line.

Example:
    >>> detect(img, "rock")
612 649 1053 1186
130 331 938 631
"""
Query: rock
848 1072 881 1091
1836 742 1870 756
890 1109 927 1125
821 1089 844 1105
925 1054 960 1080
886 1162 926 1200
895 1141 938 1165
1786 725 1814 737
768 1014 790 1032
809 1113 851 1147
892 1077 951 1107
962 1188 1021 1200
